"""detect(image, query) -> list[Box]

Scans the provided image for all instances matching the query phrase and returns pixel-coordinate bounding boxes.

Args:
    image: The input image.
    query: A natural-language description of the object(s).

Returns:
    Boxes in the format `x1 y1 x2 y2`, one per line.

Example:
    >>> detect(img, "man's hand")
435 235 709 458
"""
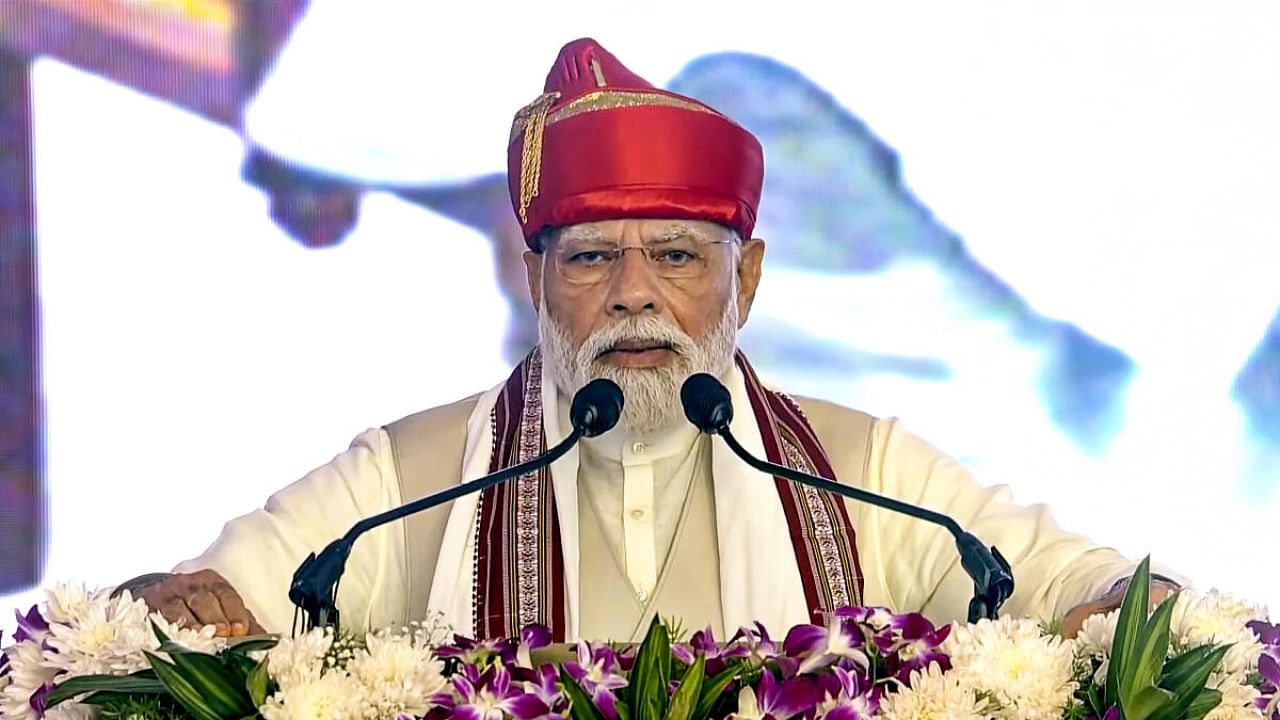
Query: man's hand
1061 578 1179 637
118 569 265 638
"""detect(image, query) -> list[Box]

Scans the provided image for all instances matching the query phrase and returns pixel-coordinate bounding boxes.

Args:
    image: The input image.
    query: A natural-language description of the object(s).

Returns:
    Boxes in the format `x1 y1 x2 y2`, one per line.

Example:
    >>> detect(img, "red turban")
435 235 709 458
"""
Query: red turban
507 38 764 248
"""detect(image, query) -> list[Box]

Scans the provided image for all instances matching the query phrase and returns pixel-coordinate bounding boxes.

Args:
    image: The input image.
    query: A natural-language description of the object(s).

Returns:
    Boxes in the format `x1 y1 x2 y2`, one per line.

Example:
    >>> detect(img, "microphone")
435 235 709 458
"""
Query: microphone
571 378 624 438
681 373 1014 623
289 378 623 633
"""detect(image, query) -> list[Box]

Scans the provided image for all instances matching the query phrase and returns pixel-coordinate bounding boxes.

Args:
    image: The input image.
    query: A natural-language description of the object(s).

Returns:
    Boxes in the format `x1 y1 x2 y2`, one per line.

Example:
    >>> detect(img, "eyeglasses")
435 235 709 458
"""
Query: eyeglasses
551 240 734 285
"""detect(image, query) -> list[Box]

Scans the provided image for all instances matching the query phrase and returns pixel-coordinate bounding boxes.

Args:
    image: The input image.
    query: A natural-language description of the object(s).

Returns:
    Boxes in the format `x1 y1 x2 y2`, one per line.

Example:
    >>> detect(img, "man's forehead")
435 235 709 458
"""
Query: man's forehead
557 220 724 244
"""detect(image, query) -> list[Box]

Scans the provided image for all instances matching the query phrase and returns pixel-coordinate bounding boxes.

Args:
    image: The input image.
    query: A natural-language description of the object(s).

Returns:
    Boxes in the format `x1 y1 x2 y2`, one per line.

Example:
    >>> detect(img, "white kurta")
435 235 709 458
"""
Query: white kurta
176 368 1145 636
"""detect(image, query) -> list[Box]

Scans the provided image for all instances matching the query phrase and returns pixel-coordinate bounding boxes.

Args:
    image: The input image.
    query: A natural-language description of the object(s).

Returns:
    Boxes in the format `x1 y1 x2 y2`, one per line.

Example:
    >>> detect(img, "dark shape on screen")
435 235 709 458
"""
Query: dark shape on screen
1232 309 1280 499
669 52 1134 452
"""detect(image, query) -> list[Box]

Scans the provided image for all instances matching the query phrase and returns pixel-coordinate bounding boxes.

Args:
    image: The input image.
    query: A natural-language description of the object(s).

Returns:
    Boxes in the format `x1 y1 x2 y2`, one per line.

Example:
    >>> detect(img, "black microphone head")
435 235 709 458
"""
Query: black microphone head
681 373 733 432
570 378 624 437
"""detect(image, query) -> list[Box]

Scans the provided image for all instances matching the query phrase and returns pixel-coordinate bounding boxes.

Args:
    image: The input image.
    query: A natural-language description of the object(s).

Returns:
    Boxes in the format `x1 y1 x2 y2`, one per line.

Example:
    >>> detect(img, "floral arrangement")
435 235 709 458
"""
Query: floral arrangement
2 559 1277 720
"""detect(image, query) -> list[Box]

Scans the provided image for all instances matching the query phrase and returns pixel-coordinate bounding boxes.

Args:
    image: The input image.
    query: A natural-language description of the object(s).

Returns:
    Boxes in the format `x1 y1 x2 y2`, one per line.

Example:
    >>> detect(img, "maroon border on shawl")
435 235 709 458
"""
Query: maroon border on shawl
736 353 865 622
473 353 568 640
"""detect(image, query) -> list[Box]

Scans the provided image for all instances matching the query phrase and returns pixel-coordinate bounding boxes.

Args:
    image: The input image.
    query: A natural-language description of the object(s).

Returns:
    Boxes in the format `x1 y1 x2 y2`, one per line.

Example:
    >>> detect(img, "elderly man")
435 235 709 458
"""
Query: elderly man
128 39 1172 641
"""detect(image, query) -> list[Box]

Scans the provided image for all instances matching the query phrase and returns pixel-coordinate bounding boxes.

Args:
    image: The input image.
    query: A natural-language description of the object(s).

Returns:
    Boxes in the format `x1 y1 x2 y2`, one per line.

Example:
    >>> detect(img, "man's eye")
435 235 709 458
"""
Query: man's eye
658 249 697 265
566 250 610 265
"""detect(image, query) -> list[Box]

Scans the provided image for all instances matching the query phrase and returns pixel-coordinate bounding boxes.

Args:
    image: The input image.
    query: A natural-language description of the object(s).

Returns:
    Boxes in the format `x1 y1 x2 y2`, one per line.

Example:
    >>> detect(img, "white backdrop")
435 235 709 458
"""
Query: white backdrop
4 0 1278 629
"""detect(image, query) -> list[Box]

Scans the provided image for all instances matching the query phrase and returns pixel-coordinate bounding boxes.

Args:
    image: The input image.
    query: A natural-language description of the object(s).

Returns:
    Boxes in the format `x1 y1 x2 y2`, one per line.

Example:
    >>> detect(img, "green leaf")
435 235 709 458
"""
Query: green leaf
632 616 673 720
664 654 705 720
1084 682 1106 718
45 673 166 707
78 690 147 707
157 639 198 656
226 636 279 655
246 658 272 707
1182 688 1224 720
1149 645 1231 720
83 690 185 716
1106 555 1153 709
1122 685 1174 720
1160 645 1222 690
560 668 610 720
221 651 260 680
1121 591 1179 706
147 652 228 720
151 620 174 646
166 650 258 717
693 665 742 720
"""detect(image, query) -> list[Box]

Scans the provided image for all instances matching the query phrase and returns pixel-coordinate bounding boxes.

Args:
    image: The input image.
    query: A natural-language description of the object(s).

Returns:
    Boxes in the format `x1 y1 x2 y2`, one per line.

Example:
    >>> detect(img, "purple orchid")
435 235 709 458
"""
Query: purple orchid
515 625 553 669
564 641 628 719
1249 619 1280 719
13 605 48 644
833 606 895 631
783 614 870 676
29 682 53 716
521 665 564 713
1257 651 1279 719
672 626 736 675
729 622 781 664
430 664 549 720
438 635 520 666
671 626 720 665
867 612 952 683
813 665 881 720
734 669 821 720
1250 619 1280 647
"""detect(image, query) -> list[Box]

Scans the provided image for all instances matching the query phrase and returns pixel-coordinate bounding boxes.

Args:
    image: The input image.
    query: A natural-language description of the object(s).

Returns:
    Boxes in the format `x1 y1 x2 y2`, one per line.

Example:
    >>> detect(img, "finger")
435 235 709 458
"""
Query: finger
158 595 200 630
185 589 230 636
211 586 255 637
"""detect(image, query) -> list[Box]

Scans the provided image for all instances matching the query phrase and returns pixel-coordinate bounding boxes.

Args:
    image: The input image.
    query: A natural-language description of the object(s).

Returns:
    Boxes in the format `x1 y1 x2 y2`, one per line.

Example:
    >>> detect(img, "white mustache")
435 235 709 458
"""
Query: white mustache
578 318 695 364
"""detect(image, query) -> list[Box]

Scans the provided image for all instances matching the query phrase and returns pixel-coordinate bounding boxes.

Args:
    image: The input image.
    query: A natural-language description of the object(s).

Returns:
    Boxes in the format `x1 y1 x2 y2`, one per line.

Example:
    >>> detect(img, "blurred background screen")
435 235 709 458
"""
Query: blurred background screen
1 0 1278 626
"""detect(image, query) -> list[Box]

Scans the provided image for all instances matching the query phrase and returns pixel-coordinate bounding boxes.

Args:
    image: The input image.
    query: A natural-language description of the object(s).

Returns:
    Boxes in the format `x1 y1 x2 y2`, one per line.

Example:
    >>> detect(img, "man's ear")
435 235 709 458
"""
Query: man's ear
523 250 544 313
735 237 766 326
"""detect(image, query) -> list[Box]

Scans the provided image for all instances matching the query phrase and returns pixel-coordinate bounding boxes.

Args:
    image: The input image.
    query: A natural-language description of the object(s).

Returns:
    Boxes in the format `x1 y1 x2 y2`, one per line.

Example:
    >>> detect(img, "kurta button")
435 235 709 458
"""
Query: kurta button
631 442 646 454
630 509 644 520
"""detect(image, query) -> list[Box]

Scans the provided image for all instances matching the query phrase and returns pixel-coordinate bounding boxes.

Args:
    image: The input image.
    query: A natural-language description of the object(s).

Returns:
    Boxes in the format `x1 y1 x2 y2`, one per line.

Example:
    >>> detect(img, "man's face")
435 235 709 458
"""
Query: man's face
524 218 765 434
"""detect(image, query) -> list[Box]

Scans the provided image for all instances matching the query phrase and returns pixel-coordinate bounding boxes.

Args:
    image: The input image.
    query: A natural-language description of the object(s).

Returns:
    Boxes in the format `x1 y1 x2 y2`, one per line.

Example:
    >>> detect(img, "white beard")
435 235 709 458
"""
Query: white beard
540 295 739 436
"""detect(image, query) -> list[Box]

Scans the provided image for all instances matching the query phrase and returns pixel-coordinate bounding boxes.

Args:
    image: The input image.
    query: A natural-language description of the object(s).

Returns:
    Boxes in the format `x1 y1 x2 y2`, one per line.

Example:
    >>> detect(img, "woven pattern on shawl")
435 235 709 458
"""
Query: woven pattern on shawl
736 352 865 621
472 350 567 640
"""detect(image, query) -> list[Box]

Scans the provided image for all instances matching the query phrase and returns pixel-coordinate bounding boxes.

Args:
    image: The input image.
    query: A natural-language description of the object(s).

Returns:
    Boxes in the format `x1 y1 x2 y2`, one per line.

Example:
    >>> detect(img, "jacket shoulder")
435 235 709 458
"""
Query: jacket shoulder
383 393 484 437
790 394 879 425
789 394 879 484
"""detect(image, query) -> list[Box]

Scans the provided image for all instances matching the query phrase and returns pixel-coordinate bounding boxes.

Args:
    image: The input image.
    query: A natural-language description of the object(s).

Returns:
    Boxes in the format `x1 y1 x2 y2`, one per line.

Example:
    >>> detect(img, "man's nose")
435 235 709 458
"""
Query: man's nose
605 248 662 316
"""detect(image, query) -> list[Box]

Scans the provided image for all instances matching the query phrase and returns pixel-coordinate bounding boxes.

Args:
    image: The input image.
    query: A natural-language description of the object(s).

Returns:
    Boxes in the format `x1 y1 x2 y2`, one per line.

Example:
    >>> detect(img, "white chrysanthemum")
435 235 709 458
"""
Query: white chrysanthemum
944 616 1078 720
43 702 97 720
1 640 60 720
1077 610 1119 658
1077 609 1119 684
349 630 447 718
1172 591 1268 678
149 613 228 657
266 627 334 690
880 663 987 720
1201 673 1265 720
43 583 95 624
42 587 156 677
260 669 365 720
